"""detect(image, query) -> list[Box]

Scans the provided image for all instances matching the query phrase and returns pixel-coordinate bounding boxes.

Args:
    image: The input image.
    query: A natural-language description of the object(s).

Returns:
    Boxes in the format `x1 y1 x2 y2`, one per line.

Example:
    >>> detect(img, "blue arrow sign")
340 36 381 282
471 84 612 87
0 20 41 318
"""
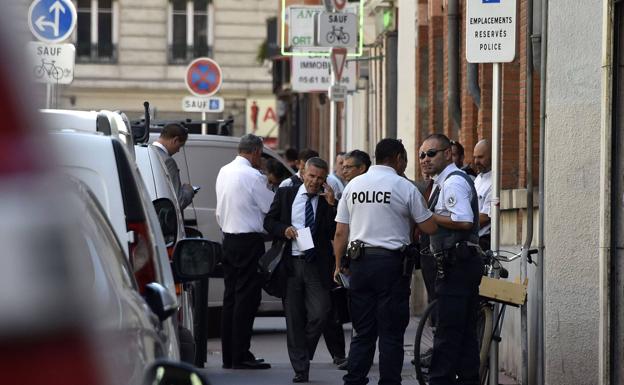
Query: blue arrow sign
28 0 77 43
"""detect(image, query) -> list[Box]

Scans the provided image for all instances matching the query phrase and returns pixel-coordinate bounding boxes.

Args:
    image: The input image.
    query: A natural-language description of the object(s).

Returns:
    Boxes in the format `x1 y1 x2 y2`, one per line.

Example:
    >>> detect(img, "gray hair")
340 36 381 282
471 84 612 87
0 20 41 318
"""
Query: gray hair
238 134 263 154
305 157 329 172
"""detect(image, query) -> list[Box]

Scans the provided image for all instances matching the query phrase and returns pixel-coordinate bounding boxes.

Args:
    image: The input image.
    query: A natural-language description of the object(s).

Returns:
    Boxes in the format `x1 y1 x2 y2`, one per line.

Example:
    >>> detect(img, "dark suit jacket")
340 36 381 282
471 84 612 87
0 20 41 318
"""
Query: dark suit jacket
263 185 337 289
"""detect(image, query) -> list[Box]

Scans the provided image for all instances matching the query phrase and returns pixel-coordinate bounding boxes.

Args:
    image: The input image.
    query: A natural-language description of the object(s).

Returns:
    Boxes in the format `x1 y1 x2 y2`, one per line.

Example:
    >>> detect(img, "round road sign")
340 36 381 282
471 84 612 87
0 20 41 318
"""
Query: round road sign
28 0 77 44
185 58 222 97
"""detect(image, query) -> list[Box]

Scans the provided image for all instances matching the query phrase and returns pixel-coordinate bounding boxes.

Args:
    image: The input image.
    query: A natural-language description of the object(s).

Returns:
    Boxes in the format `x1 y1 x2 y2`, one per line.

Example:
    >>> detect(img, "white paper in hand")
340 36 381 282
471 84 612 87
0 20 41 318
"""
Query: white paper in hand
295 227 315 251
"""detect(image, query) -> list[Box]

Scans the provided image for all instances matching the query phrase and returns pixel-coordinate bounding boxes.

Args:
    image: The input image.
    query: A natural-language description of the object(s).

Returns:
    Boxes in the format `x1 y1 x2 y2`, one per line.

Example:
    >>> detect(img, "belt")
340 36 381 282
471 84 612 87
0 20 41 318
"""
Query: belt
362 247 401 257
291 254 307 260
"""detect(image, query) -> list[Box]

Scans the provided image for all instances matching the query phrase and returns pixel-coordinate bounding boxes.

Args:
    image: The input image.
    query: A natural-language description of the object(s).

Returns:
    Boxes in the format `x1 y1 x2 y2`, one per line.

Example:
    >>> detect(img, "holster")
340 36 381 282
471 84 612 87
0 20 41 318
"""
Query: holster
433 250 456 281
401 243 420 276
347 240 365 260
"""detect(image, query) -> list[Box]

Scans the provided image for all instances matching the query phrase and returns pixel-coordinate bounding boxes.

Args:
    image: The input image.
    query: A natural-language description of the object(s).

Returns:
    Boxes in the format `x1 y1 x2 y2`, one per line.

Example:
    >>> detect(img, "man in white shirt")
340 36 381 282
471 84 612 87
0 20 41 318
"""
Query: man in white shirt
215 134 275 370
152 123 195 210
473 139 492 251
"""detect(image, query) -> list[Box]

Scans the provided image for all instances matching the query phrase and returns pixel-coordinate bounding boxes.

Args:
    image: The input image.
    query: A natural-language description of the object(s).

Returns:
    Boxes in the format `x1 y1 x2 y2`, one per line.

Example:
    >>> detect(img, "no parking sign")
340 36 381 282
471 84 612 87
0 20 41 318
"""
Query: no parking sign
185 58 223 97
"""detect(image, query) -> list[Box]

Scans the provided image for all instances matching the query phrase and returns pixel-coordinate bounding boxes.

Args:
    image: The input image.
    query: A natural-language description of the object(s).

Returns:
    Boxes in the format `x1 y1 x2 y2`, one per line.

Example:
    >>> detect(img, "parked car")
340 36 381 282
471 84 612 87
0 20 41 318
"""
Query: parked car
49 129 181 359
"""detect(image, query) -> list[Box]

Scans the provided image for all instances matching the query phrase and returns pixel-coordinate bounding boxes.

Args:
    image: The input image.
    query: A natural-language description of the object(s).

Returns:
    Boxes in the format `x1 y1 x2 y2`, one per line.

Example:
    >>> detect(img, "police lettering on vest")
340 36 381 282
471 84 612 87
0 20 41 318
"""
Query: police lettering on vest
351 191 391 204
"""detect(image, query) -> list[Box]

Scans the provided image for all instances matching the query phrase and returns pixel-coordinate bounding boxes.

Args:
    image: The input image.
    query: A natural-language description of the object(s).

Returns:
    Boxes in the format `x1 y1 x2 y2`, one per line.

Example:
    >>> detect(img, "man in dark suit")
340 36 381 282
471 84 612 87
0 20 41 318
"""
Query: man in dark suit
264 157 337 383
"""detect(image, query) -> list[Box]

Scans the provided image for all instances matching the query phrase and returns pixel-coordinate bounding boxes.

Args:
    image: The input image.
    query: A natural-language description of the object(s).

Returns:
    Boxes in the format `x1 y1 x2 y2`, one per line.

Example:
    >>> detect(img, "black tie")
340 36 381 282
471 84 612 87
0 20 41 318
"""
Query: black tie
304 193 316 262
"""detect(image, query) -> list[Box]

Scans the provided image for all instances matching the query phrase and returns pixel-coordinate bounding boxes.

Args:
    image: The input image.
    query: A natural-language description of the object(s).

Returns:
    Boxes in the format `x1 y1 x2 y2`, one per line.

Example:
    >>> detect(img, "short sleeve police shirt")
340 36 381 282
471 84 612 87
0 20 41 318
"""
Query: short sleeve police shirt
335 165 432 250
433 164 474 223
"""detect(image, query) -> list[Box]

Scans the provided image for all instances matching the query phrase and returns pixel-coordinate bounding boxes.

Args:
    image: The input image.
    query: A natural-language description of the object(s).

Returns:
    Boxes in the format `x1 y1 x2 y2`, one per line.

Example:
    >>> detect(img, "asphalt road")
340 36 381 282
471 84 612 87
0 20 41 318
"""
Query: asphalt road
198 317 518 385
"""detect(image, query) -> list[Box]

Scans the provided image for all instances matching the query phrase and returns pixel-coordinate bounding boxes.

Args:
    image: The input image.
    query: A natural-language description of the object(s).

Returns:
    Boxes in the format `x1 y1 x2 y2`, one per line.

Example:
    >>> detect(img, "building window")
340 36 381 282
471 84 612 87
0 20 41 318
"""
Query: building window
169 0 213 63
76 0 118 62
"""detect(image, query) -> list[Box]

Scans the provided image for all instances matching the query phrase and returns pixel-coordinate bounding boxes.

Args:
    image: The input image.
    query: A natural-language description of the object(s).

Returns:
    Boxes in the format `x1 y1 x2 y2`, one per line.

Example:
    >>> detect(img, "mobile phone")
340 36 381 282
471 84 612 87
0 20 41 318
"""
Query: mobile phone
337 273 350 289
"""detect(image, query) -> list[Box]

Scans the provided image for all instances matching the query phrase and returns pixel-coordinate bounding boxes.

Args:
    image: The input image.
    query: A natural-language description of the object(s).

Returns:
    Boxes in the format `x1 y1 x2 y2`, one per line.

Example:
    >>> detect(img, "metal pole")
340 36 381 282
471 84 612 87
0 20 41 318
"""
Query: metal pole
330 91 337 171
46 84 53 109
201 111 207 135
521 1 535 384
489 62 502 385
537 0 548 382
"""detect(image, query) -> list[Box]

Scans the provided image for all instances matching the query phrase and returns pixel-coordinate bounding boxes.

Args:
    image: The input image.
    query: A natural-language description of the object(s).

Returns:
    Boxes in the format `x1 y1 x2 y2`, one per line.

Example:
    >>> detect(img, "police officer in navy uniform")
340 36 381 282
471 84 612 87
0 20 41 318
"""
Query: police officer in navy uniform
334 138 437 385
419 133 485 385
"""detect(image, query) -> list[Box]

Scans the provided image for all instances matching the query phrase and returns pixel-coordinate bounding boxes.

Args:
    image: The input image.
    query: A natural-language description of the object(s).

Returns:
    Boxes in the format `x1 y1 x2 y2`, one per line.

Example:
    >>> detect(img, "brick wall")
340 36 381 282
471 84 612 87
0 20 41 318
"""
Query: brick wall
414 0 538 194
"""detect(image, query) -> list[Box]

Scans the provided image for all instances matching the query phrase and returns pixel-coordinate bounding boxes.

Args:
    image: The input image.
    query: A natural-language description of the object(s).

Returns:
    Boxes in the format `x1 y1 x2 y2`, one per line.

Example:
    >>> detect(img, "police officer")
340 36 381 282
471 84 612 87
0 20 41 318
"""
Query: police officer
334 138 437 385
419 133 484 385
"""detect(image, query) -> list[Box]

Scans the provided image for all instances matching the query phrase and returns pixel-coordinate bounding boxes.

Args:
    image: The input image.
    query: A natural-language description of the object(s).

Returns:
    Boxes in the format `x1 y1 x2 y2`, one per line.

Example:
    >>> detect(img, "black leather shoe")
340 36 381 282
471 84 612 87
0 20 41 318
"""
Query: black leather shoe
232 360 271 369
243 352 265 363
338 360 348 371
333 357 347 366
292 373 309 383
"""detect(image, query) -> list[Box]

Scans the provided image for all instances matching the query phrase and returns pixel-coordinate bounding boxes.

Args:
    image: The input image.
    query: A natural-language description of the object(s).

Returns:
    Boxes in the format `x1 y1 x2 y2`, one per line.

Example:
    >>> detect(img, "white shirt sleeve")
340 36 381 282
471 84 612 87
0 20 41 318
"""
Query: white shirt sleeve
443 177 474 223
279 177 293 188
408 187 433 224
480 186 492 216
335 186 351 224
251 174 275 214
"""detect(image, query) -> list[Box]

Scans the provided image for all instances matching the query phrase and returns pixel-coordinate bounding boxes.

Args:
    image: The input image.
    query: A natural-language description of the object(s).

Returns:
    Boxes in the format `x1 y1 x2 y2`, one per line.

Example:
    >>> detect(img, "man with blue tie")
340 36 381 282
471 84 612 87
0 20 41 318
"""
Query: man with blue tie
264 157 337 383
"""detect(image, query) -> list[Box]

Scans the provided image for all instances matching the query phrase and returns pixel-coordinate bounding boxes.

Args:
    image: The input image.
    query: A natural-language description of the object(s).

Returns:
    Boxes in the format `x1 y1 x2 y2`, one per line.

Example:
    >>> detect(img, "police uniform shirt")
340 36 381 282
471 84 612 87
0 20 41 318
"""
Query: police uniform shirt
290 184 319 256
215 155 275 234
335 165 432 250
432 163 474 223
279 171 301 188
474 170 492 236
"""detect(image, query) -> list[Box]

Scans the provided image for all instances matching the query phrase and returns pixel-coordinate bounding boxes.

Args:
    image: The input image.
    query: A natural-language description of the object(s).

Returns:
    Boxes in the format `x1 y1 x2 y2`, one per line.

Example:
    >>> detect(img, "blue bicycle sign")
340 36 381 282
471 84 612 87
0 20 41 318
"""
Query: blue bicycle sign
28 0 77 43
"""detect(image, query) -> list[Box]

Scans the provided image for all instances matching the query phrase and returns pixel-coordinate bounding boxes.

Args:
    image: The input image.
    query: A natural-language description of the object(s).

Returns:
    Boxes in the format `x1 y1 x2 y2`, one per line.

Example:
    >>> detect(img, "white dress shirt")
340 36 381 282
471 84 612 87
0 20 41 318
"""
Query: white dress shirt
215 156 275 234
336 165 432 250
279 171 301 188
290 184 319 256
432 163 474 223
474 170 492 236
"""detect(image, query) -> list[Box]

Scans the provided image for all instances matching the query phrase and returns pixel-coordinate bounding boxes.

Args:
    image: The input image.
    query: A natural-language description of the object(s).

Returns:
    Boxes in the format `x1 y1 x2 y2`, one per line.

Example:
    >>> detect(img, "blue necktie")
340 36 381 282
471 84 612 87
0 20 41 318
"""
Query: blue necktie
304 193 316 262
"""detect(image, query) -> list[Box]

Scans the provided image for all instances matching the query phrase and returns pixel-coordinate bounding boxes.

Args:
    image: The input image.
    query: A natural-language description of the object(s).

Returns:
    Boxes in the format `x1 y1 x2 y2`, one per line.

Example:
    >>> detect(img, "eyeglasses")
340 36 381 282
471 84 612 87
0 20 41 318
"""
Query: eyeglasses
419 147 449 160
342 164 359 170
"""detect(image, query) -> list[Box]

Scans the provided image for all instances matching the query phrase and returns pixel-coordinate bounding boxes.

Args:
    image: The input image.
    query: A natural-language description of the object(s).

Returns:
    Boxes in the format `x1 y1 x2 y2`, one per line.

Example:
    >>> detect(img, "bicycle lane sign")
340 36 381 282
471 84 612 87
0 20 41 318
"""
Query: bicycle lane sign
27 42 75 84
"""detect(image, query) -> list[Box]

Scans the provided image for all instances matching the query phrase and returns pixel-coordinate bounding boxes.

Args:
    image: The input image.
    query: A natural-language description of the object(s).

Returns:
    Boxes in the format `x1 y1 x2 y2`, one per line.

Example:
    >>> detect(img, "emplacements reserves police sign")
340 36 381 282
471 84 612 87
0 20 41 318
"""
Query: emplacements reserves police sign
466 0 516 63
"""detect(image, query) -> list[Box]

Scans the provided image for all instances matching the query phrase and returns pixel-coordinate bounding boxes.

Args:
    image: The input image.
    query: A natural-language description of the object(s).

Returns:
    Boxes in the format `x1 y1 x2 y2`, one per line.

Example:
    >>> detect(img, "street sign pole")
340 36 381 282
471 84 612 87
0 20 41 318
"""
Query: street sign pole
489 62 502 385
329 75 336 171
329 47 347 171
46 84 52 108
202 112 207 135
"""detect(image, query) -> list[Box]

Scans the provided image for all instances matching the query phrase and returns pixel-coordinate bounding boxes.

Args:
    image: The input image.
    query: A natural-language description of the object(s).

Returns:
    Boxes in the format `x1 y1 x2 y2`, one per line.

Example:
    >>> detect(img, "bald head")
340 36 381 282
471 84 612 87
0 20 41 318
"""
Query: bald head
473 139 491 174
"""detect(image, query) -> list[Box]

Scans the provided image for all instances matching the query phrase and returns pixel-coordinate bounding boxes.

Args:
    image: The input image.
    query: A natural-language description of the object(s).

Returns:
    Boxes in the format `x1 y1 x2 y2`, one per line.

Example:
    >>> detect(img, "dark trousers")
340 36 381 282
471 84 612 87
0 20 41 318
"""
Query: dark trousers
344 252 410 385
323 290 347 360
221 233 264 366
283 259 331 375
429 246 483 385
420 252 437 304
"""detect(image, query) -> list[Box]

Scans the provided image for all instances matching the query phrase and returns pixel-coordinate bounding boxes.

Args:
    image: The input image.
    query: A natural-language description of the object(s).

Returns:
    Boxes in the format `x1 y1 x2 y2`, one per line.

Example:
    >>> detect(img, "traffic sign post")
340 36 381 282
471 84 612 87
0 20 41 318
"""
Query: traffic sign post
28 0 77 109
184 58 223 134
28 0 77 44
182 96 225 113
316 11 358 48
465 2 517 383
330 47 347 83
27 42 75 85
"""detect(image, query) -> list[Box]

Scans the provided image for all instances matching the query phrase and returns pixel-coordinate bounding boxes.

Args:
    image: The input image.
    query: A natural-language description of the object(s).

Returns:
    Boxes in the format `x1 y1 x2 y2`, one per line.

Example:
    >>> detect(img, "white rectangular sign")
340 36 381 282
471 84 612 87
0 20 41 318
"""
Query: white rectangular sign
466 0 517 63
329 84 347 102
27 42 75 84
291 49 357 92
182 96 224 113
288 4 359 49
316 12 358 48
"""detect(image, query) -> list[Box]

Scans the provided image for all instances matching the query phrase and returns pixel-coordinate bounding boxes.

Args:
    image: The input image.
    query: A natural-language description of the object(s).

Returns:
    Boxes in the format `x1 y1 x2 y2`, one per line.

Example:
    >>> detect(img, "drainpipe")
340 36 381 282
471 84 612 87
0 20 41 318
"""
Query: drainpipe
537 0 548 382
467 63 481 108
448 0 460 132
521 1 534 385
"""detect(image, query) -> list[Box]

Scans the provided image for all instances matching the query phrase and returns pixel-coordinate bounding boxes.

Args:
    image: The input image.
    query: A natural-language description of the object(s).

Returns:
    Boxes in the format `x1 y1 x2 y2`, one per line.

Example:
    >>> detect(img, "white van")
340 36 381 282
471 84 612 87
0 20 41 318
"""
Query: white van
49 130 181 360
162 134 294 335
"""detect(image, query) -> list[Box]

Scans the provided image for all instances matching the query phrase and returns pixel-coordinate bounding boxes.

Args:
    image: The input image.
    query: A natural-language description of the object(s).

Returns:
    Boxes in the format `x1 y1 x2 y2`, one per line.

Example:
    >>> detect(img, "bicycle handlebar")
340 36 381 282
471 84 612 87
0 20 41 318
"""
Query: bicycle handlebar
486 248 538 263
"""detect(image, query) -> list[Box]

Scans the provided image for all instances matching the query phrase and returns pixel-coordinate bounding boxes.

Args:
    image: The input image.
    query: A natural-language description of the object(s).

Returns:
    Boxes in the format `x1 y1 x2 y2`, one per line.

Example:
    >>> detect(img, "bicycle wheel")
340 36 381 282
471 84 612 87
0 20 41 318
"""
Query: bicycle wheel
414 299 437 385
340 32 350 45
477 302 494 385
33 66 44 78
326 32 336 44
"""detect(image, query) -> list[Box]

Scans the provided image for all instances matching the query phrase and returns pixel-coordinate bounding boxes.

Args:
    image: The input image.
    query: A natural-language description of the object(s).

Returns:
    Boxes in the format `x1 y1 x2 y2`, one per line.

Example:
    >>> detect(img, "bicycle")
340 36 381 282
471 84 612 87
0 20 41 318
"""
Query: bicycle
33 59 64 80
326 26 350 45
413 247 537 385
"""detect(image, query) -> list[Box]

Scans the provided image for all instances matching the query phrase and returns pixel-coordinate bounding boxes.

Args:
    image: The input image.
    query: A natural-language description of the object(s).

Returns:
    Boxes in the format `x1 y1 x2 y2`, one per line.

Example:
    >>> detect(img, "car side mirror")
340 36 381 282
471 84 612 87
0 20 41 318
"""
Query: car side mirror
154 198 177 247
144 282 177 322
172 238 220 282
143 360 208 385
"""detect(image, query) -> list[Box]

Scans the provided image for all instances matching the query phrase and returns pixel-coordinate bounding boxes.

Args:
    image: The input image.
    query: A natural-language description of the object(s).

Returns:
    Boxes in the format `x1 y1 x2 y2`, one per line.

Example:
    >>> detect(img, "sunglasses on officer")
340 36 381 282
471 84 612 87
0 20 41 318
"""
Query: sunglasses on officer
419 147 449 160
